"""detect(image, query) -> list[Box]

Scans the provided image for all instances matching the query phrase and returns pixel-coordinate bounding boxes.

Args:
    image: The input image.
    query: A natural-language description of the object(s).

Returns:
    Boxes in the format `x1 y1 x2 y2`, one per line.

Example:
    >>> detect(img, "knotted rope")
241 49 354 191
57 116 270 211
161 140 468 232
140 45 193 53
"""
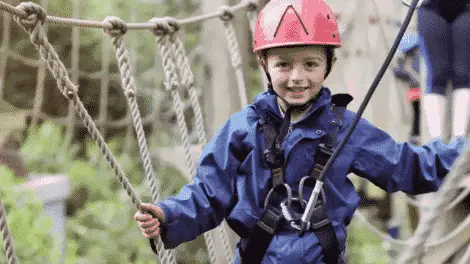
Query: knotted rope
167 20 236 263
0 197 18 264
149 17 220 264
219 5 248 107
397 140 470 263
103 16 177 264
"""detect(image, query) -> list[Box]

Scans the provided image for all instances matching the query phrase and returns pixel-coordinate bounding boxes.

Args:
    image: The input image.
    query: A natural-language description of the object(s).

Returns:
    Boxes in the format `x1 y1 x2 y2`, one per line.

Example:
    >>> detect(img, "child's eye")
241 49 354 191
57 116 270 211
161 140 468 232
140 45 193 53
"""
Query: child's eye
305 61 319 67
276 62 290 68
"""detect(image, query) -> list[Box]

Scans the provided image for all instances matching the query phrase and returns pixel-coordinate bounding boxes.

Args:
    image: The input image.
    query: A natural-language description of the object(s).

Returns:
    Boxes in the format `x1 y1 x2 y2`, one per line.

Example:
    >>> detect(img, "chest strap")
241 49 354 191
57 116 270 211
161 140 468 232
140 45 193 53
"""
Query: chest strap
239 94 352 264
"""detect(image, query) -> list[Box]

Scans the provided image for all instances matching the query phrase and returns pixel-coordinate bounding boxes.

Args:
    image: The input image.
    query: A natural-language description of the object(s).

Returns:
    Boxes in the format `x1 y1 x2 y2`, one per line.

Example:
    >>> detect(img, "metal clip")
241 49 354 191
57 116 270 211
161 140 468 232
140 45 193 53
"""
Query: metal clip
264 183 293 209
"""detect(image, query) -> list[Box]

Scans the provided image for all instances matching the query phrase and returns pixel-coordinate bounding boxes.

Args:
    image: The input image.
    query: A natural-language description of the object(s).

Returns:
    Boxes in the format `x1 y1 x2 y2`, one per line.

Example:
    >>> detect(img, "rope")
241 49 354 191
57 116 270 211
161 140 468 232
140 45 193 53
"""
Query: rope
397 140 470 263
0 197 18 264
12 0 151 239
245 0 258 34
150 18 219 264
169 24 236 263
169 31 207 147
458 242 470 264
245 2 269 92
405 184 470 213
150 18 196 178
168 24 236 262
64 0 81 148
219 6 248 107
0 0 258 30
355 206 470 249
103 16 177 264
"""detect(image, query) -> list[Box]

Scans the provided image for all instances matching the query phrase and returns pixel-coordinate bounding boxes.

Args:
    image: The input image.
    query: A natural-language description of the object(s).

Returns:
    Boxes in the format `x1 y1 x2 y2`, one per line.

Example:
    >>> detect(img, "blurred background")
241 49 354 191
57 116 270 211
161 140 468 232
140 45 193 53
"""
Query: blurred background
0 0 469 263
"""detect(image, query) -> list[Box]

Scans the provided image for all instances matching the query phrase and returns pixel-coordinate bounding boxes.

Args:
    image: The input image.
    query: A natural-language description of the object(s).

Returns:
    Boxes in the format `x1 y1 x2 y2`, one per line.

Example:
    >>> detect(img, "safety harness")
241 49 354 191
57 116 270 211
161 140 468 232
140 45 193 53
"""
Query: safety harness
240 93 353 264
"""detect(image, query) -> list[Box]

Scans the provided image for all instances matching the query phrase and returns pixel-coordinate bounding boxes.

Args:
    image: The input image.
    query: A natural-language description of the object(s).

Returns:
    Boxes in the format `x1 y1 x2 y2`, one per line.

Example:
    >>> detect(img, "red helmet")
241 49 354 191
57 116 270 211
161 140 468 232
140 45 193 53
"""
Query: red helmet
253 0 341 52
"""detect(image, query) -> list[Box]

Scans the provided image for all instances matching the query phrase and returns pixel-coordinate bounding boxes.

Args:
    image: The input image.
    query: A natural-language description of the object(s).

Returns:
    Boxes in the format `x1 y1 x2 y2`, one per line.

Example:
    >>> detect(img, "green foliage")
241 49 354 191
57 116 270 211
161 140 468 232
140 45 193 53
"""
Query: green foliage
19 121 208 263
346 214 392 264
0 166 62 263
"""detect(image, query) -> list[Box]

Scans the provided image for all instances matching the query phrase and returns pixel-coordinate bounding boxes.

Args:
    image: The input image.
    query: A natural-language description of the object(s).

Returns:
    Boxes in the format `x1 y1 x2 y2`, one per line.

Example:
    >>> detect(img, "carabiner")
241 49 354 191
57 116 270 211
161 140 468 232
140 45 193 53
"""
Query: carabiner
298 175 326 209
264 183 293 209
280 197 307 222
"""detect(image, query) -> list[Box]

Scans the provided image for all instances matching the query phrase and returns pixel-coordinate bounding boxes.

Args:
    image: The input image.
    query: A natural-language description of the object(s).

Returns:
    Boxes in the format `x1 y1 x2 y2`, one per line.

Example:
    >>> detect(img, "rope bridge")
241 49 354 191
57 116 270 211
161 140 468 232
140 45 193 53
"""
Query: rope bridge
0 0 257 263
0 1 470 264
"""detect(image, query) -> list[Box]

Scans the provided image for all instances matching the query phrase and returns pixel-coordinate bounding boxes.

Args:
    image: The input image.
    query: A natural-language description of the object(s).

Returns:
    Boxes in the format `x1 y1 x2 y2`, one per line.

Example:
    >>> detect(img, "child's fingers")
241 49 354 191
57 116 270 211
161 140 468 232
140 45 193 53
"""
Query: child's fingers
134 212 152 222
143 227 161 239
142 222 160 235
139 218 160 229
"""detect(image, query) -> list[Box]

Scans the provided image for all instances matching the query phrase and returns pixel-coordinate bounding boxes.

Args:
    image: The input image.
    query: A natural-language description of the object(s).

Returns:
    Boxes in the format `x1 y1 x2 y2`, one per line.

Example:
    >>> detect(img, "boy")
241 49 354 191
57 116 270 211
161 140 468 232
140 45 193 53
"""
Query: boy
135 1 466 263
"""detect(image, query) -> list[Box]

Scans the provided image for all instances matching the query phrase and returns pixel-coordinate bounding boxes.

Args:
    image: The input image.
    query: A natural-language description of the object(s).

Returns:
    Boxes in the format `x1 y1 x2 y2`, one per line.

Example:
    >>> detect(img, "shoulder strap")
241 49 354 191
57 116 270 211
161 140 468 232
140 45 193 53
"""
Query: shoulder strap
240 117 288 264
304 93 352 264
324 93 353 148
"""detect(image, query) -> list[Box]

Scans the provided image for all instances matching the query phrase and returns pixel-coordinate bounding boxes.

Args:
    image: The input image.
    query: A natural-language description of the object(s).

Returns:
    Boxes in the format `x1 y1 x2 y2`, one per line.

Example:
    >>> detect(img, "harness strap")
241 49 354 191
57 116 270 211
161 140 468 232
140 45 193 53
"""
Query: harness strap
241 110 292 264
240 94 352 264
302 94 352 264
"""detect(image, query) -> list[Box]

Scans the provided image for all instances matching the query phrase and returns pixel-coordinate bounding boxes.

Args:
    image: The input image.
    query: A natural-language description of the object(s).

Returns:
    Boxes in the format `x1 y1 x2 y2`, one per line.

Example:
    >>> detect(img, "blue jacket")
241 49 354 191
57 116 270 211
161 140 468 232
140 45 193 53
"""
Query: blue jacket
156 87 466 263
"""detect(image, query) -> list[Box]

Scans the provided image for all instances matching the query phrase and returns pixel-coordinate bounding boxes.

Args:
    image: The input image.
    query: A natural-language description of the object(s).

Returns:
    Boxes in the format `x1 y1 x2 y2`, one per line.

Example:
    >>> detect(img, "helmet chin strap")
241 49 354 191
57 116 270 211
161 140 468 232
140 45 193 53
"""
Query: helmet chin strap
267 82 314 115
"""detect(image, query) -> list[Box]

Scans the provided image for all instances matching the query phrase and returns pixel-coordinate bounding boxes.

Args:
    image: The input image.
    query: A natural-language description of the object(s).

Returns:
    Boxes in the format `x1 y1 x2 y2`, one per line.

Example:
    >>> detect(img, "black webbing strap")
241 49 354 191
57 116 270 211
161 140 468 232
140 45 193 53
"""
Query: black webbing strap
308 201 341 264
240 108 293 264
240 205 283 264
303 93 353 264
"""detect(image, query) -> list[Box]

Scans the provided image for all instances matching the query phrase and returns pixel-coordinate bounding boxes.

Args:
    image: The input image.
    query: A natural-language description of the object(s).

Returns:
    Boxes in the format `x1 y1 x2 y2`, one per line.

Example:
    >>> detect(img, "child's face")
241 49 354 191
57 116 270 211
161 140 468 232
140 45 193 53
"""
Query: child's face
266 45 327 109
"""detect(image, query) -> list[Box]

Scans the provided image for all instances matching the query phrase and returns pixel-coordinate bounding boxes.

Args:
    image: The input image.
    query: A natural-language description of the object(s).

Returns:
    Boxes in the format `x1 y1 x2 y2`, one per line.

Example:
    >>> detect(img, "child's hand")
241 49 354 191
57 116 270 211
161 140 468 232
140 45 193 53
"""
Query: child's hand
134 203 165 239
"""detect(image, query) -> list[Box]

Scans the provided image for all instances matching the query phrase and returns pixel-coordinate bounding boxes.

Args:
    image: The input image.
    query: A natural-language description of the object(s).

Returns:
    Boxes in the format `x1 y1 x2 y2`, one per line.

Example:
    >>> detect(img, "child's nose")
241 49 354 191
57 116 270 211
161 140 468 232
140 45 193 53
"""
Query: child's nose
289 67 306 84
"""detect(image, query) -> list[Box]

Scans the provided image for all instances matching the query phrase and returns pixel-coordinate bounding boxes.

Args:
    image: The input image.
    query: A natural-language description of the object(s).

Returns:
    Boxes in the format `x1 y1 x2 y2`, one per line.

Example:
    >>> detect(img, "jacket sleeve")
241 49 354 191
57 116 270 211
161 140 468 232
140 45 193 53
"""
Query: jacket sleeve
154 116 246 249
350 118 467 194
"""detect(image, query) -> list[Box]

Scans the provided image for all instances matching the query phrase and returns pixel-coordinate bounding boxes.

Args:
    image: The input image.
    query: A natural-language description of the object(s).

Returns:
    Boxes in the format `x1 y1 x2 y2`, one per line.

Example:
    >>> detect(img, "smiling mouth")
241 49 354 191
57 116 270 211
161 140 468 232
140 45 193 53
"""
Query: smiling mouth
288 87 308 92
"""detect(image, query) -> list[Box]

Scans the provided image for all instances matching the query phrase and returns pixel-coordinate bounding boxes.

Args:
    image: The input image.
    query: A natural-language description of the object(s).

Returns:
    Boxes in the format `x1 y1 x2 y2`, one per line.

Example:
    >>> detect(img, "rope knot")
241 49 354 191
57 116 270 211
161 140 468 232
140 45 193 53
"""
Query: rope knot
149 17 179 36
103 16 128 36
15 2 46 30
125 88 135 98
219 6 234 21
245 0 259 11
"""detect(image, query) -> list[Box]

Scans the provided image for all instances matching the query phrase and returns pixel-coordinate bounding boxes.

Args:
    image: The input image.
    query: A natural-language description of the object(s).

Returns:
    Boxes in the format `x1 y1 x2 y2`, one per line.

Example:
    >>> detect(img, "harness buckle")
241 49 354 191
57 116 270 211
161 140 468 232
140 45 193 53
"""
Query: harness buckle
290 221 310 231
315 143 334 166
263 149 284 168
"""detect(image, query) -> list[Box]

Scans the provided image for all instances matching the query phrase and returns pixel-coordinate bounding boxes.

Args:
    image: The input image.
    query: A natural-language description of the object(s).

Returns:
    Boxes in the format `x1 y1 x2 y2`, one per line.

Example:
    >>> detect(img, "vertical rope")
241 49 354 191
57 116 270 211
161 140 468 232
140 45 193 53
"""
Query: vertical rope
397 141 470 263
98 34 111 138
0 0 11 101
170 30 236 263
150 18 196 178
0 197 19 264
219 6 248 107
170 35 207 146
13 0 143 217
245 1 269 92
123 3 138 154
30 0 49 127
104 16 177 264
149 18 219 264
64 0 80 148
